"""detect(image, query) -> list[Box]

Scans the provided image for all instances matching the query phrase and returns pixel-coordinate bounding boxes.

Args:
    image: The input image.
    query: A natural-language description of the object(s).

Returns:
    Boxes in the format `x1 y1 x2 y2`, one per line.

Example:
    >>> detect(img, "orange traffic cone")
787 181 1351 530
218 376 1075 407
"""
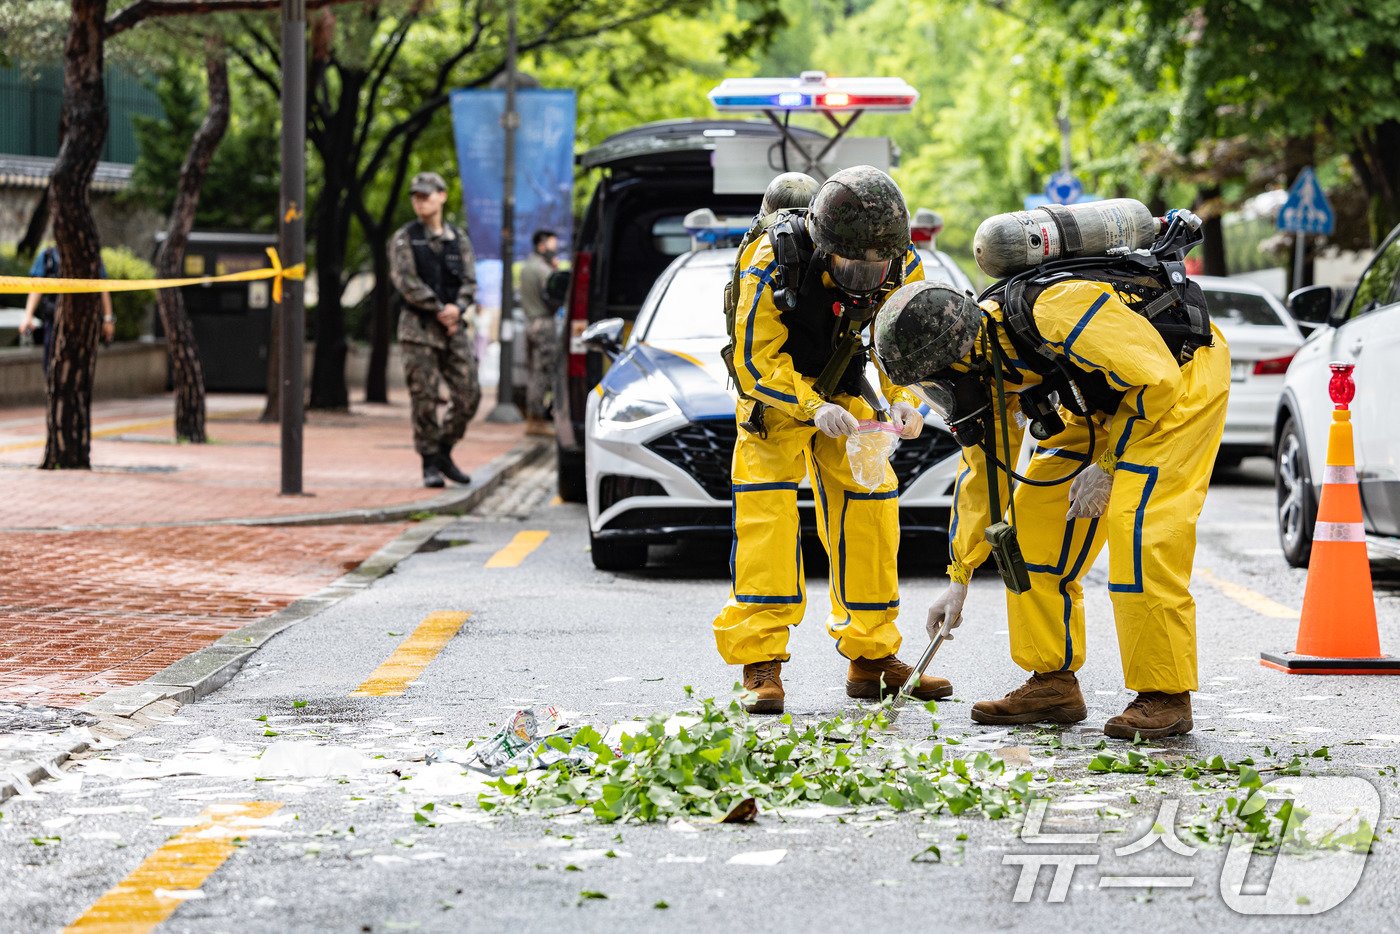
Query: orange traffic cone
1262 363 1400 675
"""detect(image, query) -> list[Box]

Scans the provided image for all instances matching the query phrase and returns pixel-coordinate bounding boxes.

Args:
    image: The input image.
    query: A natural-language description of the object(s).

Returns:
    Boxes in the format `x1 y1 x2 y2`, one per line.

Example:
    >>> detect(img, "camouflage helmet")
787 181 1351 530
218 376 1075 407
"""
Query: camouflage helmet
808 165 910 262
760 172 820 217
874 281 984 384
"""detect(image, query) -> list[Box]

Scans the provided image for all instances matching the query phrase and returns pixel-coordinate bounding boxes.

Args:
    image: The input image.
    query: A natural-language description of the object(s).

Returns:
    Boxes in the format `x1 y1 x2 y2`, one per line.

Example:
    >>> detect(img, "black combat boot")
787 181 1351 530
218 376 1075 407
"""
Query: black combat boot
422 453 446 488
436 443 472 485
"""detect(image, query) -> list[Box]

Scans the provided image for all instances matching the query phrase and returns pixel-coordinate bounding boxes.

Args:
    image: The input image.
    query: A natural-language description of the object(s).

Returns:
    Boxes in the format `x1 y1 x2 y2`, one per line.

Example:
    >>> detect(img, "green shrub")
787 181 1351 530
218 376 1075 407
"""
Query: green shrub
100 246 156 341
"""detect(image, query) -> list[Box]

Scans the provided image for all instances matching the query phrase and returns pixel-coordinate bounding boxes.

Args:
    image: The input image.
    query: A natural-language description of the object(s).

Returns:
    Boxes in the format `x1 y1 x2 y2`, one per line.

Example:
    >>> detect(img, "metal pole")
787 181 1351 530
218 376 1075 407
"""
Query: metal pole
279 0 307 493
486 0 523 423
1292 230 1306 294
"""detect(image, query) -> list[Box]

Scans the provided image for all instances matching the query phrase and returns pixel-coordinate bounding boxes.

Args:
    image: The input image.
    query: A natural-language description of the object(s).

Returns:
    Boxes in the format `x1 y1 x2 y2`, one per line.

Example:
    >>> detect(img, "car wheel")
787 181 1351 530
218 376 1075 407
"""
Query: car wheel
590 531 647 571
1275 418 1316 568
557 444 586 503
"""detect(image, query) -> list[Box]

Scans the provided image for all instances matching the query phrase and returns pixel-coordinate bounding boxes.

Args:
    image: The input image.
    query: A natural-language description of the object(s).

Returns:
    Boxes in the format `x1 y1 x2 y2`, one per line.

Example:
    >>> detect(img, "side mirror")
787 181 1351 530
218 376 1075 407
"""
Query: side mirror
1286 285 1334 327
580 317 624 357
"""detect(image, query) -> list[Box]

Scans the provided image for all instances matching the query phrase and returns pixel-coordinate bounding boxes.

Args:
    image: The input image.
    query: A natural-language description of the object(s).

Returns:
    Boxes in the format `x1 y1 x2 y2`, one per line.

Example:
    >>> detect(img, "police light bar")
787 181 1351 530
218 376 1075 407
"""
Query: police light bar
683 208 751 249
709 71 918 113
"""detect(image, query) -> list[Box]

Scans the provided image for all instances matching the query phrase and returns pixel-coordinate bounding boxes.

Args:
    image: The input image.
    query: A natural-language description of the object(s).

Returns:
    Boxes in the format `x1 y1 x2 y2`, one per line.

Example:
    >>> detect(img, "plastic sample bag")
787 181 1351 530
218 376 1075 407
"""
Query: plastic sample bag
846 420 901 492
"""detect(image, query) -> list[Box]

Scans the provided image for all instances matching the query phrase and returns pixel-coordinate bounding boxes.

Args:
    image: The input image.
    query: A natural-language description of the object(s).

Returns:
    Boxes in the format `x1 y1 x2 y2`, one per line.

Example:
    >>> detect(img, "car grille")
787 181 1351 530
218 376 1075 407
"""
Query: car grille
646 420 960 500
645 420 737 500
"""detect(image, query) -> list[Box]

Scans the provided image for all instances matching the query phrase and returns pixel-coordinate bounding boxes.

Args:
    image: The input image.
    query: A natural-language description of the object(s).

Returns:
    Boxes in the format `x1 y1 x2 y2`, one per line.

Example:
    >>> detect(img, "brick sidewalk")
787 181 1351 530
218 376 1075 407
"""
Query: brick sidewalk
0 392 535 709
0 394 527 529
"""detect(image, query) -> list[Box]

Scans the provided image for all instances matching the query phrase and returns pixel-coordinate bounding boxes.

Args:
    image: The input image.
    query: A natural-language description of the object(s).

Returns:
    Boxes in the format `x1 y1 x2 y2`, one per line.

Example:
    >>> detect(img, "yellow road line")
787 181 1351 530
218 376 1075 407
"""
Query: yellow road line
0 417 173 453
64 801 282 933
484 530 550 568
349 611 470 697
1196 568 1300 619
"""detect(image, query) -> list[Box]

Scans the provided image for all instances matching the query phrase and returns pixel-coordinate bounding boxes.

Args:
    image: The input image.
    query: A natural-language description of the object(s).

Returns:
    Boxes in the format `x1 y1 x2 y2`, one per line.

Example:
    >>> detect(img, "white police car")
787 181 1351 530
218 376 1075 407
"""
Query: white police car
581 244 972 571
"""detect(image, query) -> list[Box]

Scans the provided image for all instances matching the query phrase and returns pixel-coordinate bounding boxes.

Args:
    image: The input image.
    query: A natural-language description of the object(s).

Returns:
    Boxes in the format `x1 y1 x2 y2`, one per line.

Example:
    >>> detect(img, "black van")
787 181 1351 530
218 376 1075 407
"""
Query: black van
553 118 826 501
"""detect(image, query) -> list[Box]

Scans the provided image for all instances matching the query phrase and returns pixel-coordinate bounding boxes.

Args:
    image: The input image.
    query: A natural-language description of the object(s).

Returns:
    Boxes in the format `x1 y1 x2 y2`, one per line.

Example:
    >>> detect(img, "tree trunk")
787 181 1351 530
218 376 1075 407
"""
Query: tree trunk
260 304 281 421
1365 120 1400 245
364 239 392 403
17 185 51 263
43 0 109 471
155 41 230 444
1195 185 1228 277
307 66 366 411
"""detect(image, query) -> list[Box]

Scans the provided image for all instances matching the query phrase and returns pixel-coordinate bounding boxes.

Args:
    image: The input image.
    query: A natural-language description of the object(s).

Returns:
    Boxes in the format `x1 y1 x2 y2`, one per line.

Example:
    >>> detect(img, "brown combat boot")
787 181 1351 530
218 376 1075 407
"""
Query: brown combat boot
971 671 1087 725
525 417 555 438
846 654 953 701
1104 691 1192 740
742 661 784 714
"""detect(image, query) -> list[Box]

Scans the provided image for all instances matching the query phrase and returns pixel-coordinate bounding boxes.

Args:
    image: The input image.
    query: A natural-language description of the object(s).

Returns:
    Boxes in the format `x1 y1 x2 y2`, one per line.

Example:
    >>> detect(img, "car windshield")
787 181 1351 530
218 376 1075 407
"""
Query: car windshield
641 264 732 343
1203 289 1286 327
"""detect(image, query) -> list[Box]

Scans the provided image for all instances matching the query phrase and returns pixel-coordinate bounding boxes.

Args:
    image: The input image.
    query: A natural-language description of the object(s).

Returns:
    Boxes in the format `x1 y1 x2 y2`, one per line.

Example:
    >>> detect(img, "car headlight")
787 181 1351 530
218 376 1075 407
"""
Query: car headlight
597 376 679 428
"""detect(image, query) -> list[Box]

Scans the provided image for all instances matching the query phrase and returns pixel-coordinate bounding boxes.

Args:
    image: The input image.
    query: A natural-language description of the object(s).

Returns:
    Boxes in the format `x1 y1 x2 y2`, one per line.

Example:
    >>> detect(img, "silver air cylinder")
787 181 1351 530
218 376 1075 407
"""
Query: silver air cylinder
973 198 1159 279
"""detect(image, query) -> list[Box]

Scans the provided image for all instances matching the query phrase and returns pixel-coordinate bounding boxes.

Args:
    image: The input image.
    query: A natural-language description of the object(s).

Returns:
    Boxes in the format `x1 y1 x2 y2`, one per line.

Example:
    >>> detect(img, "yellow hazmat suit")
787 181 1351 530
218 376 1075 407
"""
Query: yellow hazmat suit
949 280 1229 694
713 235 924 665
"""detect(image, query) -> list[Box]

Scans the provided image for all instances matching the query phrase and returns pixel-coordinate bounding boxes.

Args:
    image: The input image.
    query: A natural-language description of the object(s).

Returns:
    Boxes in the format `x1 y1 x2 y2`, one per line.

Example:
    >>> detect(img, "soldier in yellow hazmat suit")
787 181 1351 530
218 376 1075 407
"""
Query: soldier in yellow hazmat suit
873 276 1229 739
713 166 954 714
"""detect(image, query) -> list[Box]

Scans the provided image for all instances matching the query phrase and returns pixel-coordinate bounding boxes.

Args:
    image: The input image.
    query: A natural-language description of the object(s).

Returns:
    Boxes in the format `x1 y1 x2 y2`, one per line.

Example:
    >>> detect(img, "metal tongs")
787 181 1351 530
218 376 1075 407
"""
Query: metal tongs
885 616 956 725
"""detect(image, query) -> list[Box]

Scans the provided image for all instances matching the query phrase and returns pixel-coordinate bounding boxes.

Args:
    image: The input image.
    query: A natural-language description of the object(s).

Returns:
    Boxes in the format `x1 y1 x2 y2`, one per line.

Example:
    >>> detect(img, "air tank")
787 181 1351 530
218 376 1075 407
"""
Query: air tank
973 198 1159 279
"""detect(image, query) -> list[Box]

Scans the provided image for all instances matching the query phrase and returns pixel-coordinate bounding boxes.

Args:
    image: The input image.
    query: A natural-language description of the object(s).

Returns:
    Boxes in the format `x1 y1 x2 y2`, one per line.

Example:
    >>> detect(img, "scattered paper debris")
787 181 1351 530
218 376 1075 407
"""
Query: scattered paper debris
727 849 786 866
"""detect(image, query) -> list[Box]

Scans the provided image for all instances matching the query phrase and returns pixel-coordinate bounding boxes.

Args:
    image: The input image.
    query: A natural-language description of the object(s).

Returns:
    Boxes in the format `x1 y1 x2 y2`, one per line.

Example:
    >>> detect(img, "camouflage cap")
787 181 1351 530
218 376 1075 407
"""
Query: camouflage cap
808 165 909 262
874 281 984 384
410 171 448 195
760 172 820 217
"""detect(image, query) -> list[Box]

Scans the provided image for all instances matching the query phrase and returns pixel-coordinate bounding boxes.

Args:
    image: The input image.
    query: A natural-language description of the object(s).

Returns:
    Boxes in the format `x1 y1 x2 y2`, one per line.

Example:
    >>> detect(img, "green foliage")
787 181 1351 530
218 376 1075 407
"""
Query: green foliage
99 247 156 341
479 692 1034 824
126 57 280 233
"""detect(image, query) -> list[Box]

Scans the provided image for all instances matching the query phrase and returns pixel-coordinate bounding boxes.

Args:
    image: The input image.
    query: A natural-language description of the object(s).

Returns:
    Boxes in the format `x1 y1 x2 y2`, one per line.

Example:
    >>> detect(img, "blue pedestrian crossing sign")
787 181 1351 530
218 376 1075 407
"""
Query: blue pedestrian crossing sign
1044 171 1083 205
1277 167 1335 236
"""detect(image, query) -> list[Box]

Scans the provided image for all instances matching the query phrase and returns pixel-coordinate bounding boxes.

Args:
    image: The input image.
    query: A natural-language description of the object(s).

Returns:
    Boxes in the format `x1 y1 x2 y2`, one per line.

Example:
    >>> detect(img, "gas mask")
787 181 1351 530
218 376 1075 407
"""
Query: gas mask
827 253 893 298
908 370 992 448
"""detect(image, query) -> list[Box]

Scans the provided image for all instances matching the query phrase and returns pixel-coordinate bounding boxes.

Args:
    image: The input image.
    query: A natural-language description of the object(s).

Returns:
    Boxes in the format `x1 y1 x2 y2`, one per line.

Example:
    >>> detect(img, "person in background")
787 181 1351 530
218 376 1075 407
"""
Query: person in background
19 246 115 373
389 171 482 489
519 229 559 437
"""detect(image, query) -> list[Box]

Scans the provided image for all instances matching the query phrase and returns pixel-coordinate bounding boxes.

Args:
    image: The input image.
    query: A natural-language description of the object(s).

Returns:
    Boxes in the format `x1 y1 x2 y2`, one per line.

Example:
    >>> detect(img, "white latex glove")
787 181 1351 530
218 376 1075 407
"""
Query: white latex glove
889 401 924 439
813 402 859 438
926 581 968 641
1066 464 1113 519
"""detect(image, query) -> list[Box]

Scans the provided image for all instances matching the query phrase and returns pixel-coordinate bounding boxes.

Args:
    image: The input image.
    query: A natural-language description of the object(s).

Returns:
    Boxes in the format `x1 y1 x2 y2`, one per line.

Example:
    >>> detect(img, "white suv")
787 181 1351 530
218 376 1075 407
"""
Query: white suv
1274 222 1400 566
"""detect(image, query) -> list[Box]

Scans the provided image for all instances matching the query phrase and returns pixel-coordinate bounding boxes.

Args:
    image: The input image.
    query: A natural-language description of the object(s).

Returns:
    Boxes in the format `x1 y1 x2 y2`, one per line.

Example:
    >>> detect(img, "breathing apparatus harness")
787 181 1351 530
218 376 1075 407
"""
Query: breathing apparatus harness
948 209 1208 594
737 213 906 437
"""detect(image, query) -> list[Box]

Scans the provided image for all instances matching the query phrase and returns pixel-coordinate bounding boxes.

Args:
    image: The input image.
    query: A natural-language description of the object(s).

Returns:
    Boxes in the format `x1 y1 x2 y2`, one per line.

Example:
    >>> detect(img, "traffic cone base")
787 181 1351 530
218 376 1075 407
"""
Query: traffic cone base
1260 650 1400 676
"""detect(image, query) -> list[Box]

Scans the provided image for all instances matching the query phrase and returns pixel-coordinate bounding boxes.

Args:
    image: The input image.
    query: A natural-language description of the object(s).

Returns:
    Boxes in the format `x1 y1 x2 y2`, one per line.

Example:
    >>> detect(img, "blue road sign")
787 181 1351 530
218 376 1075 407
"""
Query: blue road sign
1044 171 1083 205
1277 167 1335 236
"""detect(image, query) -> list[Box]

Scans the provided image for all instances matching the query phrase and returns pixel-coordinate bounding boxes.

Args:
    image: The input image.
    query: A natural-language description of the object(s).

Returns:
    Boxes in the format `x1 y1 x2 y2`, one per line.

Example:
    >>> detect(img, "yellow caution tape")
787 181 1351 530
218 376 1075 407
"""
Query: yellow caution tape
0 246 305 303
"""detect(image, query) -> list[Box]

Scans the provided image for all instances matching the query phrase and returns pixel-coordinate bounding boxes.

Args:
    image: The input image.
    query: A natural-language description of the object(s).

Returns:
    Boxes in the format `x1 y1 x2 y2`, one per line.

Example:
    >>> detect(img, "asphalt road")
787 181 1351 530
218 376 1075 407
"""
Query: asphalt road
3 457 1399 933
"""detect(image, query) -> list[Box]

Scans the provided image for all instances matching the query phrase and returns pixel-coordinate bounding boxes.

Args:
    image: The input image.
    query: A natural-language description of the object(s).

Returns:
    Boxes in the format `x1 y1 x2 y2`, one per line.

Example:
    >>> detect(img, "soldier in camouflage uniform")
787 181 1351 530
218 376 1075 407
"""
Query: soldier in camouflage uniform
518 229 560 436
389 171 482 488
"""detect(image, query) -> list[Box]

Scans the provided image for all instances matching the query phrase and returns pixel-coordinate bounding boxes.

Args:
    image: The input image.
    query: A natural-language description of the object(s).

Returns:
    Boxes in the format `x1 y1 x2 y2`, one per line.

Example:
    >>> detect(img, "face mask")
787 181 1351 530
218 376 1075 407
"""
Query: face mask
540 249 557 262
827 254 892 296
909 370 991 448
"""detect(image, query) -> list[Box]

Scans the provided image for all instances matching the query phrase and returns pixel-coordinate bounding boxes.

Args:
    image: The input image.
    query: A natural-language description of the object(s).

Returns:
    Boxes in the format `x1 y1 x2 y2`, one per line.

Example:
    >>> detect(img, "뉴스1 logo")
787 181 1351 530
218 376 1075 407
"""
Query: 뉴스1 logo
1002 776 1378 914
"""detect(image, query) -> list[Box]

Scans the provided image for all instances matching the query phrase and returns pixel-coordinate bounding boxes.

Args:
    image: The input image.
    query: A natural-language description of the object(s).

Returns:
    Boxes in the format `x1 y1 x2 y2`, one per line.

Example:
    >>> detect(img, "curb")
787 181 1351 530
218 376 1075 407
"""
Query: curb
0 439 551 533
0 440 549 802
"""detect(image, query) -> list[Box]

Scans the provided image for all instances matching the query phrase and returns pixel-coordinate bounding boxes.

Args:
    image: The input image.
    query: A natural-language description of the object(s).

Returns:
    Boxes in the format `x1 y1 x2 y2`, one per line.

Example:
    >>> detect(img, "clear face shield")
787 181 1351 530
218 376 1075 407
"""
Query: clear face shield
828 254 893 296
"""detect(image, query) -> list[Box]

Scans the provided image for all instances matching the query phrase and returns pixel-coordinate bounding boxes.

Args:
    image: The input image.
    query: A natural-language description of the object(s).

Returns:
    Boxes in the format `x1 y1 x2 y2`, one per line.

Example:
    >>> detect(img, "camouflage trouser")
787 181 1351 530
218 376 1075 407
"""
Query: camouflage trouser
402 337 481 457
525 315 558 419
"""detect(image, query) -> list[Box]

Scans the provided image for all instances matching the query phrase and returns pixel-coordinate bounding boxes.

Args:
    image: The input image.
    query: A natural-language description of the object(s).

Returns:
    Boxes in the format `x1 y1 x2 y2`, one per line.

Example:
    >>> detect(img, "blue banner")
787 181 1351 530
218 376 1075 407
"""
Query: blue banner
449 88 577 267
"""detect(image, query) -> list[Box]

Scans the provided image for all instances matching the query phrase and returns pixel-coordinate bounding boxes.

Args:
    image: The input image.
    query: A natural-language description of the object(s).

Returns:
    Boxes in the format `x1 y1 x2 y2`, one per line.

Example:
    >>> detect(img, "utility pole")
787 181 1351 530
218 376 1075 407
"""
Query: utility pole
486 0 523 423
279 0 307 493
